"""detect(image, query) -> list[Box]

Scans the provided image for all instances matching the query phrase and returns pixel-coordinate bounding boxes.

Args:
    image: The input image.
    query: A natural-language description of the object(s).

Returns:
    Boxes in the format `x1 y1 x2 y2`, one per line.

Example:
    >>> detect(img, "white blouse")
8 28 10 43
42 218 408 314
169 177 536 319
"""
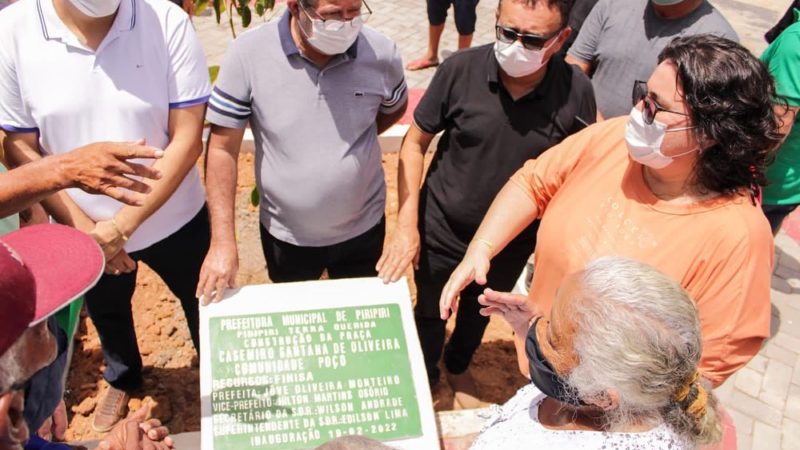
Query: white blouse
471 384 694 450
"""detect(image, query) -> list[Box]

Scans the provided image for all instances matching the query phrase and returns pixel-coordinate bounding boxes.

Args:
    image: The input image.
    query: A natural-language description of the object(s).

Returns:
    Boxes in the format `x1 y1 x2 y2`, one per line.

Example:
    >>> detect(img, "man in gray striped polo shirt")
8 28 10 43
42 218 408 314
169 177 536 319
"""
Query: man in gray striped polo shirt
197 0 407 302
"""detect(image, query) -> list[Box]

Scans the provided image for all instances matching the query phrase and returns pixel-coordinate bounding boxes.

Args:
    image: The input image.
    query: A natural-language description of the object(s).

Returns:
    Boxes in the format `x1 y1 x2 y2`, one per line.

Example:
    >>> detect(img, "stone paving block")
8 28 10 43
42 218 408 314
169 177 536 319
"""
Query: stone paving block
794 358 800 386
773 333 800 356
716 377 735 404
786 385 800 423
727 407 755 435
762 360 793 410
765 340 800 368
777 305 800 340
749 354 770 374
773 275 795 294
731 391 784 428
782 418 800 450
738 432 754 450
753 421 782 450
736 367 764 398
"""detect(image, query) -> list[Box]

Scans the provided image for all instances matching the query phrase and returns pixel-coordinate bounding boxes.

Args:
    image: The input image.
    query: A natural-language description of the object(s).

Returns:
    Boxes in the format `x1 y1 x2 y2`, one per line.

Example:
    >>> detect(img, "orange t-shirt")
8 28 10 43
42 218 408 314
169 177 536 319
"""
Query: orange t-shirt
510 117 773 387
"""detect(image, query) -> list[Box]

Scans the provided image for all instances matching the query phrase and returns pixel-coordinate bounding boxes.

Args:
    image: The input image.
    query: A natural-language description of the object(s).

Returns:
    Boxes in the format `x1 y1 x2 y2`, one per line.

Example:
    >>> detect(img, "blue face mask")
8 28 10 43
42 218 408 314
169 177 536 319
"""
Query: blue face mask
525 318 586 406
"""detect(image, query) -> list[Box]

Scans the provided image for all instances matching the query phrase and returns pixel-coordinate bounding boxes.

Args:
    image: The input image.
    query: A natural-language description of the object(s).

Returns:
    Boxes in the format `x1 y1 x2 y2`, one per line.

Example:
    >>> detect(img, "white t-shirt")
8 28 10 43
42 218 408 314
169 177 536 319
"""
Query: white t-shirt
471 384 694 450
0 0 210 251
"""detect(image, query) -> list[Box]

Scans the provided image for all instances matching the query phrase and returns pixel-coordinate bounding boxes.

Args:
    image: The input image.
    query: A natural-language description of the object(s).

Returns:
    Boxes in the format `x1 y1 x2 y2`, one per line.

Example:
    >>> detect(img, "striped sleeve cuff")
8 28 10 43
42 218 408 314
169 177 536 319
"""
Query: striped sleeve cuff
169 95 211 109
380 79 408 114
0 124 39 133
208 86 252 120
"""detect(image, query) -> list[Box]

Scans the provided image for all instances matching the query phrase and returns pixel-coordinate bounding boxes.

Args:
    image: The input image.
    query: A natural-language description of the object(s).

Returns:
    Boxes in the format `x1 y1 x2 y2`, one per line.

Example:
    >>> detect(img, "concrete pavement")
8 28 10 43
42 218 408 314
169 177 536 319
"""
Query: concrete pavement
192 1 800 448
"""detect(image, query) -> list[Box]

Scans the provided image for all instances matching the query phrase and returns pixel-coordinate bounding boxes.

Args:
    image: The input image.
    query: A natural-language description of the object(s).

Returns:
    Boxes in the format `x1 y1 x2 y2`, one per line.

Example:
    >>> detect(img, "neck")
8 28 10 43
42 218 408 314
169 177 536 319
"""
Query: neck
499 65 548 100
539 397 656 433
53 0 116 50
652 0 703 19
642 165 704 201
290 13 334 68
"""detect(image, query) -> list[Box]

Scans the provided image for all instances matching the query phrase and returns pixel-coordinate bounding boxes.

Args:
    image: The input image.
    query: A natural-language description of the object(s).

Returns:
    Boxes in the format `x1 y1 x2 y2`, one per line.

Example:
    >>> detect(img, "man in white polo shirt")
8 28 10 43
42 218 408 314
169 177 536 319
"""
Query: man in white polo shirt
0 0 211 431
196 0 407 302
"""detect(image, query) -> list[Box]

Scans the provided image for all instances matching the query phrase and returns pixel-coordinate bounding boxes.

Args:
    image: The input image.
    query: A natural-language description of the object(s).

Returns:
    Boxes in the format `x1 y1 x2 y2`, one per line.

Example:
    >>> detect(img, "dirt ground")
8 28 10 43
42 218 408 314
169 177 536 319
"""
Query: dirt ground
63 153 528 441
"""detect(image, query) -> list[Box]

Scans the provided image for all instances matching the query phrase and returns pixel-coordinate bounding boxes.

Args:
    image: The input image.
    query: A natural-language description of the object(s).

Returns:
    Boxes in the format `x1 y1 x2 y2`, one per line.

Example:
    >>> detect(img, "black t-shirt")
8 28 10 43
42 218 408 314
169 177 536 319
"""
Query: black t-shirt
414 44 596 258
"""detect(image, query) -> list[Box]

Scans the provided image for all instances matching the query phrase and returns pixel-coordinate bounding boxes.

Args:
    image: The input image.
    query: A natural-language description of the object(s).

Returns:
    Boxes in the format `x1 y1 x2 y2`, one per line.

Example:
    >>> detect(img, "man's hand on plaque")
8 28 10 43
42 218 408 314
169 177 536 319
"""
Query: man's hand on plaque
197 240 239 306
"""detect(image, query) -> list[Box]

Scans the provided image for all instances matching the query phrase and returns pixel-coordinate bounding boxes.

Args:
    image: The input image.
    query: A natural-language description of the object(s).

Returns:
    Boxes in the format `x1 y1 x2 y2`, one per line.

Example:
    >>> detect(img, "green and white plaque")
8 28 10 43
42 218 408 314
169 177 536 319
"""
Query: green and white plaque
200 278 438 450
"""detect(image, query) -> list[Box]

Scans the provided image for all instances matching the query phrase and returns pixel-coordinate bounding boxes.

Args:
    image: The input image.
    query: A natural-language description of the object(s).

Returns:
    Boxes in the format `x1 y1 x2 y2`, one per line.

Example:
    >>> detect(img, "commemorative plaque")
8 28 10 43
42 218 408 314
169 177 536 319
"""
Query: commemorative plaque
200 278 438 449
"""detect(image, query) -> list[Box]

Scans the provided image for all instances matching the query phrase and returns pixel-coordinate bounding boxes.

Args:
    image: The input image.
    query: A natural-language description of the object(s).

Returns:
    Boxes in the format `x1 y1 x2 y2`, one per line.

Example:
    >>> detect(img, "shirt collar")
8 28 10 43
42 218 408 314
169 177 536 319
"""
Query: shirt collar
278 9 359 60
37 0 136 43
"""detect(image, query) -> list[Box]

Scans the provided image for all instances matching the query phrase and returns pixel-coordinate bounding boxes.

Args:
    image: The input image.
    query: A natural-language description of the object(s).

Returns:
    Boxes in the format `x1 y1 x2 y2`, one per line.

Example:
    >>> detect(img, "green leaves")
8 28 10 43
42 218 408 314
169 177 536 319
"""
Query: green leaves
200 0 271 33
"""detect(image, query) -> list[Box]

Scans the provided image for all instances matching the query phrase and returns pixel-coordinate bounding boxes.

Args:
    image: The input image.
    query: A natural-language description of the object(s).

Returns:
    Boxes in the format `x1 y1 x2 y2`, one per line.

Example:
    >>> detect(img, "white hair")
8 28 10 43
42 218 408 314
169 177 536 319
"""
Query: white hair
0 337 26 394
565 257 721 444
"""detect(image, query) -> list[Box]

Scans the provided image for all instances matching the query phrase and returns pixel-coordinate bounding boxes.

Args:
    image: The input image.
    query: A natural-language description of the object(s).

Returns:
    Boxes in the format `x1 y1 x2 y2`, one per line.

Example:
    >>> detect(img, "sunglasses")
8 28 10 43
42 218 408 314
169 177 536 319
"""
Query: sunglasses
631 80 690 125
495 25 560 50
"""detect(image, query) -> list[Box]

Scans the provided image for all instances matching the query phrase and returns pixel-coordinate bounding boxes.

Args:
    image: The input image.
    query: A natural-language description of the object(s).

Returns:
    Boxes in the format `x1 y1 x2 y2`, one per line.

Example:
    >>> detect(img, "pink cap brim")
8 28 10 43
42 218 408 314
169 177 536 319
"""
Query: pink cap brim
2 224 104 325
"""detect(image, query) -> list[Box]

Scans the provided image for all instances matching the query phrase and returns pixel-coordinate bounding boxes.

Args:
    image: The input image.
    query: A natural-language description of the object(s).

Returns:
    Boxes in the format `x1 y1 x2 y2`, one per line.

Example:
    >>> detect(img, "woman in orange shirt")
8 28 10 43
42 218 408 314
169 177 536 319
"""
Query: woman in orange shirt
439 34 784 387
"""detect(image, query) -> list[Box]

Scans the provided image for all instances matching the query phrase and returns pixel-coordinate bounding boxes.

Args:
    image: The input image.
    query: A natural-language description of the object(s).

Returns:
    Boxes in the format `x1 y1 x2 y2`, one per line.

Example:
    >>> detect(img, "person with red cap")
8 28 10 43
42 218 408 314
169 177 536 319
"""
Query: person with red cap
0 224 174 450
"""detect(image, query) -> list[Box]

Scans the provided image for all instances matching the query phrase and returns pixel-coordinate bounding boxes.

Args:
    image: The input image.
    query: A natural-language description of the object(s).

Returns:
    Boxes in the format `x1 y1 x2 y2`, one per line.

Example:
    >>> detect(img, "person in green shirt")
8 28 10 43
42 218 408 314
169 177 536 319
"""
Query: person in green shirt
761 9 800 234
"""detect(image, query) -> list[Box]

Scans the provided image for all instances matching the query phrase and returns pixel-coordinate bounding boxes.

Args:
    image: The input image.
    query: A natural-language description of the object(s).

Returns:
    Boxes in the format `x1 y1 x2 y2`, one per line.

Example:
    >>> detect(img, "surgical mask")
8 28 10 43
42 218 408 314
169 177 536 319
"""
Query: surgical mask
300 12 363 56
67 0 121 17
525 318 586 406
625 107 698 169
493 40 549 78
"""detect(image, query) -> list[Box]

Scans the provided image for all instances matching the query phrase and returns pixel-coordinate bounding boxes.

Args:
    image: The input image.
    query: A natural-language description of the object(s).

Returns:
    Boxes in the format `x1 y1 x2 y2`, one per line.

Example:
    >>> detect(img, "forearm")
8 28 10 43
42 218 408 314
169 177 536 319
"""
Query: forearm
3 135 95 230
376 101 408 135
0 156 70 217
205 144 239 244
396 135 427 228
114 137 201 235
471 182 539 258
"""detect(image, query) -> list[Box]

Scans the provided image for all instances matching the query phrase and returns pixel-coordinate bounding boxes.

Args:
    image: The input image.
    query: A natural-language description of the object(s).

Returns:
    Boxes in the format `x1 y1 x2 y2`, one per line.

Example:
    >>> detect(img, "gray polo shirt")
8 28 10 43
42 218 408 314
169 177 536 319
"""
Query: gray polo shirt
207 11 407 247
568 0 737 118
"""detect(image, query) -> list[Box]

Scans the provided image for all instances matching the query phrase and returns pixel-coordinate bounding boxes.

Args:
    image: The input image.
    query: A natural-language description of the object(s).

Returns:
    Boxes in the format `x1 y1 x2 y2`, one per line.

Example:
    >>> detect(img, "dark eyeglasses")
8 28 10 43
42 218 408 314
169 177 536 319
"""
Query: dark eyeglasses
495 25 560 50
631 80 690 125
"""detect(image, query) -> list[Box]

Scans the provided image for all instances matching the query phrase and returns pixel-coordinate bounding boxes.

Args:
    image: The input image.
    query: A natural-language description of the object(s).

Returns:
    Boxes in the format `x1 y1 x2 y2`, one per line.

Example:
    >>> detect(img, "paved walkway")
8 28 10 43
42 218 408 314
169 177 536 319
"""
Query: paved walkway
192 1 800 448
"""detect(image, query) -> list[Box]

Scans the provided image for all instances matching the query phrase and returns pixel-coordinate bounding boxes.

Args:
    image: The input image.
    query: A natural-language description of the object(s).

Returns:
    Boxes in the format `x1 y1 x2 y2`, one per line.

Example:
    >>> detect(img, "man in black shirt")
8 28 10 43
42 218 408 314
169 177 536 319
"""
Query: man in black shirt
377 0 595 407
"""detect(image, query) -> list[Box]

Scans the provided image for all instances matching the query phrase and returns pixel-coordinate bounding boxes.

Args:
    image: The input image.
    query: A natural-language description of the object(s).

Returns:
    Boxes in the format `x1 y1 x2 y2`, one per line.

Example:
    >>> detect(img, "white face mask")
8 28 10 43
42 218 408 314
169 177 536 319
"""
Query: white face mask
624 107 698 169
493 40 550 78
299 9 363 56
67 0 121 17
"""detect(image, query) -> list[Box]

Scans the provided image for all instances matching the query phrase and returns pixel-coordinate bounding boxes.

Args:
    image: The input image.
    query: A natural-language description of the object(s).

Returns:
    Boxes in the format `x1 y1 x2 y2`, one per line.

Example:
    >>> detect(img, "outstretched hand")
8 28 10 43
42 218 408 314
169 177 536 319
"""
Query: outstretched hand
477 288 540 334
62 139 164 206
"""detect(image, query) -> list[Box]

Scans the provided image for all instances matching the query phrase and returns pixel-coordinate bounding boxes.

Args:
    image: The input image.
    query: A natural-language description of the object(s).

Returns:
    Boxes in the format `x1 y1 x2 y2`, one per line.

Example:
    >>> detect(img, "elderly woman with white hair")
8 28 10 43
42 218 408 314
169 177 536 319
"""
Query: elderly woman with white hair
470 257 720 449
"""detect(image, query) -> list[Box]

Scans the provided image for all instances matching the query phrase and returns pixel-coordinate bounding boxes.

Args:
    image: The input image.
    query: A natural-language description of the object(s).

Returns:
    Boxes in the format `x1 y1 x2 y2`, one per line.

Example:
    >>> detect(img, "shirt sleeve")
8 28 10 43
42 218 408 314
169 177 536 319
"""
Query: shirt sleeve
692 217 774 387
412 58 455 134
206 40 252 129
379 42 408 115
0 35 37 133
763 27 800 106
509 121 597 216
166 9 211 108
567 0 608 64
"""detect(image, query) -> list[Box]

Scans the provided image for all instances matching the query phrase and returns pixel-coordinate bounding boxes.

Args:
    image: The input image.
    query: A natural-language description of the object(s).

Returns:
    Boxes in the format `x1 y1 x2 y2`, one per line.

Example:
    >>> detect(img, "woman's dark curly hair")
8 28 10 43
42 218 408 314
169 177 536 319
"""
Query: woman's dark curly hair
658 34 786 196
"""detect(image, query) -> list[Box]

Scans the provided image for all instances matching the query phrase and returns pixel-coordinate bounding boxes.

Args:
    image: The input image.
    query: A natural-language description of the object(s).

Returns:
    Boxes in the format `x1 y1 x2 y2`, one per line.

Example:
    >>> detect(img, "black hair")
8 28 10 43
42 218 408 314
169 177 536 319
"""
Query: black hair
497 0 575 28
658 34 786 196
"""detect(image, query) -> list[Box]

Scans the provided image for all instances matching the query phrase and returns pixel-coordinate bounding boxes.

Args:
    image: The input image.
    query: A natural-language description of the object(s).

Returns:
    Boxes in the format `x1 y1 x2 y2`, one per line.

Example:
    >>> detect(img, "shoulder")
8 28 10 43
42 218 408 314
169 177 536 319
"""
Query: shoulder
694 2 738 39
724 198 773 249
764 21 800 61
138 0 189 29
0 0 37 36
554 55 594 94
437 43 492 73
228 20 279 56
358 25 400 58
